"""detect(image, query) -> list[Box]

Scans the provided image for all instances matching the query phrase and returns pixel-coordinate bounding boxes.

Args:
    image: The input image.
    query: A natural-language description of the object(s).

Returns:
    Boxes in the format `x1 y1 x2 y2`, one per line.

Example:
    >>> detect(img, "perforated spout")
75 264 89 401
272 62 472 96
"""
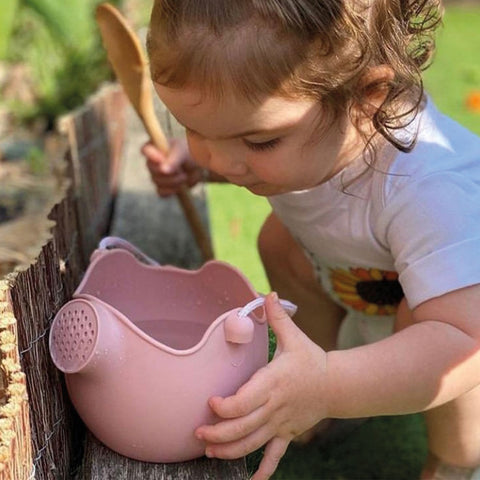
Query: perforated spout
50 299 99 373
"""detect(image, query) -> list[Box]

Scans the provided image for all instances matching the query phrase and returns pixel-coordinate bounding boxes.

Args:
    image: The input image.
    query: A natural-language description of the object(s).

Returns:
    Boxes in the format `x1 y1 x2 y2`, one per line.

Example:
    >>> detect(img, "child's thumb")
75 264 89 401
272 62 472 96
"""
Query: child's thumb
264 292 298 349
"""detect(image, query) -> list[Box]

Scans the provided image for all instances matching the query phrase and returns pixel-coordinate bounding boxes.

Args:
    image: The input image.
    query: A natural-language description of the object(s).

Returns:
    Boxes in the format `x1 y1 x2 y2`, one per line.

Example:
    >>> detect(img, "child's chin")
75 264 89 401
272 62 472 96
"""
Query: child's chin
246 183 288 196
246 184 275 196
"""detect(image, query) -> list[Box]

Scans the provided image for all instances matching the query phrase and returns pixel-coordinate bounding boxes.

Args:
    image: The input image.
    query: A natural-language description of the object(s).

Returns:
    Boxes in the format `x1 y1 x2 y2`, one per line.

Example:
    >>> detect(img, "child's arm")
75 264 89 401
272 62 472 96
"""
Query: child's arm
326 283 480 417
196 285 480 480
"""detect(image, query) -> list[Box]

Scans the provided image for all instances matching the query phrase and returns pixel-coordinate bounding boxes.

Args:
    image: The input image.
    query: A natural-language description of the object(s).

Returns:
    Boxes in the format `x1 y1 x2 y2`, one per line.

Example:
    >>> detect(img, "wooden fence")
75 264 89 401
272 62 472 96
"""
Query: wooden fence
0 84 126 480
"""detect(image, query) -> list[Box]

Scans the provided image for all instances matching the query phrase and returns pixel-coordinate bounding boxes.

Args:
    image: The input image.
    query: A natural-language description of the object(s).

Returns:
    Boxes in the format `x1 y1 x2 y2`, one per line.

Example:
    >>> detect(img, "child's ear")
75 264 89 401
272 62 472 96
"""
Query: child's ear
356 65 395 118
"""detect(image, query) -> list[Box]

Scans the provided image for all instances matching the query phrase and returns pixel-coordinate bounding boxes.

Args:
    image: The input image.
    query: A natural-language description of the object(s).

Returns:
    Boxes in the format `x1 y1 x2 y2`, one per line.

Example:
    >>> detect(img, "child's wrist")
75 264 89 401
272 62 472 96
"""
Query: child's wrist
323 350 334 418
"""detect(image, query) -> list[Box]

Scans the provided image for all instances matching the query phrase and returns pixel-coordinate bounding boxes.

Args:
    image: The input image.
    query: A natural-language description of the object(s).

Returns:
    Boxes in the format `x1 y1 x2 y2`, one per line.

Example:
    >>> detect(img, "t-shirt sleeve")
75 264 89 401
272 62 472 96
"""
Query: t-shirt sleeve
374 172 480 309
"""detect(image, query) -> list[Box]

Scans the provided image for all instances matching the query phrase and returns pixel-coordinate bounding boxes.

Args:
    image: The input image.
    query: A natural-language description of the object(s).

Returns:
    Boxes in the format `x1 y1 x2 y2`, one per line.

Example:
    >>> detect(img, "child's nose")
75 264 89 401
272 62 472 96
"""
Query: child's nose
187 134 248 177
204 142 248 177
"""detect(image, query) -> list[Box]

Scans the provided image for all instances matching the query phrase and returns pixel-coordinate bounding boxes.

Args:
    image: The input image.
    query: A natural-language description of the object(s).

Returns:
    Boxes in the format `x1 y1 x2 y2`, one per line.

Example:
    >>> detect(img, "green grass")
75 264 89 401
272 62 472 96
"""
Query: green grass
207 5 480 479
0 0 18 59
208 186 271 294
424 5 480 136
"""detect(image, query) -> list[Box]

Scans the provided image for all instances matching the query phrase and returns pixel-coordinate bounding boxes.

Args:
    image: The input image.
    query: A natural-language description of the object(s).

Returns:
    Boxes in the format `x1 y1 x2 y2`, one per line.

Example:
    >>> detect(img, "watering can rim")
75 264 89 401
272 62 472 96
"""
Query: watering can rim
70 248 264 356
75 247 259 297
73 293 263 356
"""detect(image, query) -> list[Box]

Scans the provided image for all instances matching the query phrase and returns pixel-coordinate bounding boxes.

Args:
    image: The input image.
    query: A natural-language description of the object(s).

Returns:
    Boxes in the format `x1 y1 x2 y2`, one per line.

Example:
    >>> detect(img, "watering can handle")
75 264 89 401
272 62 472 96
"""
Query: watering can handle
224 297 297 344
239 297 297 318
98 236 159 266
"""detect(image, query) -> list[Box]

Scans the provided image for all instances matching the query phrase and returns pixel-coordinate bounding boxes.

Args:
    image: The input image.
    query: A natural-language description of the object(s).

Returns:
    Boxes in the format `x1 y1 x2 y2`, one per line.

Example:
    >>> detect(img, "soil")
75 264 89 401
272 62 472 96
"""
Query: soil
0 160 60 277
0 118 64 277
0 59 65 277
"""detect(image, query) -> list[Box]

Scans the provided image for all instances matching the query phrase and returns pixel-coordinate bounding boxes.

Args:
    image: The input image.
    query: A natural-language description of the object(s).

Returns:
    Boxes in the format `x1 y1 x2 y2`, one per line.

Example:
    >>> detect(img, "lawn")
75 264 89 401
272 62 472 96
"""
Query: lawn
207 5 480 480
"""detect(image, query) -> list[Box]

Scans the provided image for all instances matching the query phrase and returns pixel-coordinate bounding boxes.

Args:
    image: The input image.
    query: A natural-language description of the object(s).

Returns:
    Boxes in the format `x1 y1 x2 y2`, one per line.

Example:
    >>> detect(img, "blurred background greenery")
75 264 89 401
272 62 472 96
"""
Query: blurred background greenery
0 0 153 130
1 0 113 128
1 2 479 479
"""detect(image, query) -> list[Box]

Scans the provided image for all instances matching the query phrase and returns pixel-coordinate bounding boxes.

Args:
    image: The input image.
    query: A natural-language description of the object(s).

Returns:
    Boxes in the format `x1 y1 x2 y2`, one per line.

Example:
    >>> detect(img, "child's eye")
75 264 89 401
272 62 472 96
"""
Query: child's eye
243 138 281 152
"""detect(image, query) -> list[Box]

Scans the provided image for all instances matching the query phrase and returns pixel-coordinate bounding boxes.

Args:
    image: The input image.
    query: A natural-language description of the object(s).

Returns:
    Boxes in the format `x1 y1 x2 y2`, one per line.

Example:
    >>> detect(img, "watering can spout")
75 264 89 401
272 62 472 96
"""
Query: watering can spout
49 298 123 375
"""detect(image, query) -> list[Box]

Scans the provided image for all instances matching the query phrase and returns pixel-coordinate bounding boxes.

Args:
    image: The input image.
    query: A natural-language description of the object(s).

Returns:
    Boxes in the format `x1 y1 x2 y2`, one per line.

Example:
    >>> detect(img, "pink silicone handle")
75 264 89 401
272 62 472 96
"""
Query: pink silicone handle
239 297 297 318
224 297 297 344
98 236 159 265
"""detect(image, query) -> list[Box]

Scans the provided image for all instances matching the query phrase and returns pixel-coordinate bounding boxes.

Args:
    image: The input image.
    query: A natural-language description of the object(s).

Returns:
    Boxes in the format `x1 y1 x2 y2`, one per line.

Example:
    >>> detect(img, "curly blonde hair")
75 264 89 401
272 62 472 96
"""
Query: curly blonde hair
147 0 443 157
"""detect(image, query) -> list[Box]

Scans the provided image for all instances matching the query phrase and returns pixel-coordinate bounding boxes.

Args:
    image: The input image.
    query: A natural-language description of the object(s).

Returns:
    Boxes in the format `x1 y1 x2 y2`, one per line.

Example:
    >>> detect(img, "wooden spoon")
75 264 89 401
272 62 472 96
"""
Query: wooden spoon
95 3 214 261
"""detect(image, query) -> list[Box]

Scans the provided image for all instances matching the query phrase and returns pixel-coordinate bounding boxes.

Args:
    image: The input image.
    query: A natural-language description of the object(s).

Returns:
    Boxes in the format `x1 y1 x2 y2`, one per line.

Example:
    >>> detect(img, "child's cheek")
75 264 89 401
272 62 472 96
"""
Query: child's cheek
249 153 290 182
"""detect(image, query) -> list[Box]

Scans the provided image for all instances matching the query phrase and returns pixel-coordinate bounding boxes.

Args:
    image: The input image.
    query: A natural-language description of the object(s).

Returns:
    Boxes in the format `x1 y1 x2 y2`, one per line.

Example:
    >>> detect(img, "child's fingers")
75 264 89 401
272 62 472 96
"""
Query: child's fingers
150 171 188 197
155 186 183 198
208 371 272 419
149 169 188 186
265 292 302 351
204 423 276 460
251 437 289 480
142 142 165 166
163 139 186 173
143 140 184 174
196 403 269 444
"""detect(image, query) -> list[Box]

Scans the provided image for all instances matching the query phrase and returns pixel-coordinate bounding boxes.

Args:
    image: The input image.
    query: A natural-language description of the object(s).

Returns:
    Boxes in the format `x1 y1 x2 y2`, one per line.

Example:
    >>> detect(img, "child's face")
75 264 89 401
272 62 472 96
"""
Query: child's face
155 84 363 196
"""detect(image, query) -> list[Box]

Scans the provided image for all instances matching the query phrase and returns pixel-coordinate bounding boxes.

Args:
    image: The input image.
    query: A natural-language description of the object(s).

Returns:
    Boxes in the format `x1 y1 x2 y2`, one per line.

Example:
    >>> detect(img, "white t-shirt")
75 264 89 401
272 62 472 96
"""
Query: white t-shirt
269 98 480 317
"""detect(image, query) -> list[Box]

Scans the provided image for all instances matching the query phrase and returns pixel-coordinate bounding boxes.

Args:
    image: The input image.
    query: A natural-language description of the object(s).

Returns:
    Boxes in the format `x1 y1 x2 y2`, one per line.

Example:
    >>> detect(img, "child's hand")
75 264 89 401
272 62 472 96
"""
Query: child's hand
195 292 329 480
141 138 204 197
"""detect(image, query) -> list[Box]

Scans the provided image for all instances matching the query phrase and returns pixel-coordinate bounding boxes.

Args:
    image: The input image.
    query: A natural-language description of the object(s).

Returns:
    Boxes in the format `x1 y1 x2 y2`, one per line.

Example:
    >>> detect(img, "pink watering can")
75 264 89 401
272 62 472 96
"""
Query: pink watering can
49 237 296 463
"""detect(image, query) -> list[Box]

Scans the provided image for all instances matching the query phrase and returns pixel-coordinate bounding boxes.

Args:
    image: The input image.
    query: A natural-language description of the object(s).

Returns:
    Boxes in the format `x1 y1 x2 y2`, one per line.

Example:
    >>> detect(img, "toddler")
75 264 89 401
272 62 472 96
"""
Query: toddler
142 1 480 479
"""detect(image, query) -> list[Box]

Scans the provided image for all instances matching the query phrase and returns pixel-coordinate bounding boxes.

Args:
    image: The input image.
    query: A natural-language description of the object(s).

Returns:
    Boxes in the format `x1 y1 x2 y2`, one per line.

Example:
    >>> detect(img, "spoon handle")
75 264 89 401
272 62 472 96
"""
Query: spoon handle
142 91 215 261
96 2 214 262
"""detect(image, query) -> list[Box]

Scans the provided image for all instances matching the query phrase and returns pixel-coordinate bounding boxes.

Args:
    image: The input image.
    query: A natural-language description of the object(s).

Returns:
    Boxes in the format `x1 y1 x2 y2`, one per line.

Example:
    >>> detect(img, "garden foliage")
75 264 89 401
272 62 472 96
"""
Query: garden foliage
4 0 122 127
